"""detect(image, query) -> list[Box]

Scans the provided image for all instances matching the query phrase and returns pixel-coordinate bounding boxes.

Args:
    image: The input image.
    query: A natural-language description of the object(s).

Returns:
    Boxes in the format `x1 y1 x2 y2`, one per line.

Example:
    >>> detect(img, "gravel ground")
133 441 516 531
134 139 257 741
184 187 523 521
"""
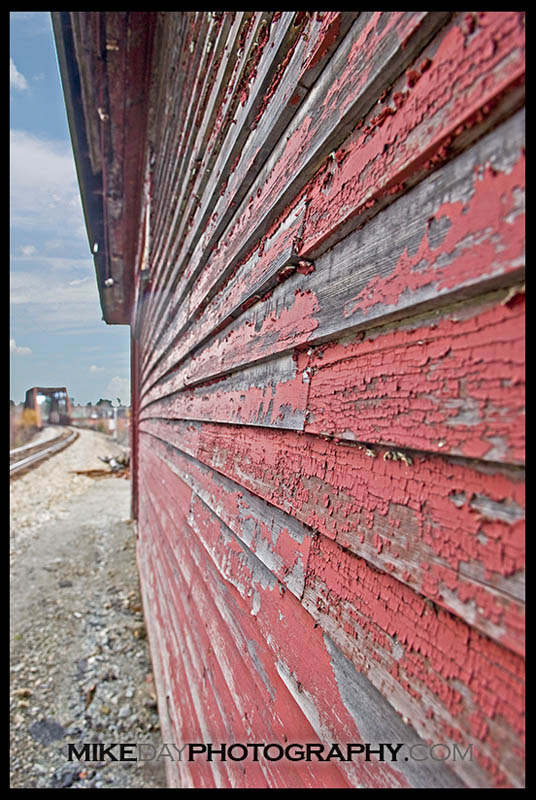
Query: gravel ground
10 428 167 789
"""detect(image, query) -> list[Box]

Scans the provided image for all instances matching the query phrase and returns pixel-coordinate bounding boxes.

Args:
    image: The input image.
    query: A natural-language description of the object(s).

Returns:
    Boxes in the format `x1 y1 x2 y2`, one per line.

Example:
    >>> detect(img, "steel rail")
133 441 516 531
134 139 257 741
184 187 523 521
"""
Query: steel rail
10 429 79 478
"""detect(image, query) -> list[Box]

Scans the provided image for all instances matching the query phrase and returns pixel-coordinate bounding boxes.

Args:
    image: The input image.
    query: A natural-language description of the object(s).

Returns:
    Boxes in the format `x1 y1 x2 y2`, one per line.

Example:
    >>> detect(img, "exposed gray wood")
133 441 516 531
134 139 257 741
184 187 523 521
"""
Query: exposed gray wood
139 419 524 655
140 351 307 430
302 568 524 789
142 191 304 387
323 634 464 788
152 443 311 600
146 12 271 341
143 12 450 373
141 110 525 405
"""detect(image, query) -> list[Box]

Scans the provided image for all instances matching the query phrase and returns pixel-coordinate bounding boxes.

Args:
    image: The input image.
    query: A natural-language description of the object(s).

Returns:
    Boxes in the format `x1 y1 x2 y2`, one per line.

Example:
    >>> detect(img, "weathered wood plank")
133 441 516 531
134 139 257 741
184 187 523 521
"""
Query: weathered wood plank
149 13 270 296
136 587 185 789
141 433 311 599
300 11 525 256
139 422 525 656
140 351 309 430
140 488 320 788
150 13 207 239
141 194 306 388
139 454 349 788
180 12 357 279
137 491 207 787
139 467 268 731
62 9 526 791
142 12 450 369
142 13 525 389
141 537 237 788
145 12 274 344
145 448 501 787
142 12 360 360
186 496 465 788
143 14 185 199
140 288 525 467
181 13 451 320
147 12 242 305
149 12 295 297
147 467 451 788
140 112 525 417
147 12 233 290
305 293 525 464
302 535 524 788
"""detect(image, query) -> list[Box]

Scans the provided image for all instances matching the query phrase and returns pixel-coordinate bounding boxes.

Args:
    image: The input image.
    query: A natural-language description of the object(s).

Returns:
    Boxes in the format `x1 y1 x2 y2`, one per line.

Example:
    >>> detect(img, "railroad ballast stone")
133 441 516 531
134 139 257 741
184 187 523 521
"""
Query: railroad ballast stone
10 428 167 789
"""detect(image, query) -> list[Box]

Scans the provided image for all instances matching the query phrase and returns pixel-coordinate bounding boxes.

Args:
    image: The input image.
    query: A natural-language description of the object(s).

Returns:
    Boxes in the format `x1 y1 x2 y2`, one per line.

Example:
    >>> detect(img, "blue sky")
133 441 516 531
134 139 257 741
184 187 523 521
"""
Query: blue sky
10 11 131 405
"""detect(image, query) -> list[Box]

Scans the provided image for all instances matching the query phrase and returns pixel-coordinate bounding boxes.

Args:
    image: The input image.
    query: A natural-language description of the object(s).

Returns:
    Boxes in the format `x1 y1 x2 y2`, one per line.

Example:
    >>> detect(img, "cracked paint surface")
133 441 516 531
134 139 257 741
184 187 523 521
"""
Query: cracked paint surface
306 296 525 463
79 9 527 789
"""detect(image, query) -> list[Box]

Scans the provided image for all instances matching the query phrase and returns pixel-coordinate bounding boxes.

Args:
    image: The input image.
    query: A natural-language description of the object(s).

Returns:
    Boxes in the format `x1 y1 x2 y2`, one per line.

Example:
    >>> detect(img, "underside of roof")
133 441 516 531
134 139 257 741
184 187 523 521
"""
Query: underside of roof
52 12 157 324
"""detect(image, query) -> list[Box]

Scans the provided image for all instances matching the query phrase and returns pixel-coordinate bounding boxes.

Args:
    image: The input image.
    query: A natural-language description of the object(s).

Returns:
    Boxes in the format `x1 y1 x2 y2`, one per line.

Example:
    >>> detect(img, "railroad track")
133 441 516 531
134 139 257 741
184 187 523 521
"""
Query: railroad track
10 428 79 479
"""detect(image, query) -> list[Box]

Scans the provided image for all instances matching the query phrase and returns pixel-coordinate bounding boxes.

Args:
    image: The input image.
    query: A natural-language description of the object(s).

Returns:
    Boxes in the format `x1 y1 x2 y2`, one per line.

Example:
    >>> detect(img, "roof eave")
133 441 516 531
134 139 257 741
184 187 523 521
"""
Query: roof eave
52 11 156 325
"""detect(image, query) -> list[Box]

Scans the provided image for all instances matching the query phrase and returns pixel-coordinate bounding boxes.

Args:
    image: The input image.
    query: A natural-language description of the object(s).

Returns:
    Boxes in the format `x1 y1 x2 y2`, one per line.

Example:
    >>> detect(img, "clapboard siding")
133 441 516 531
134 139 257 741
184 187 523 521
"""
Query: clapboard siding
139 109 525 406
133 7 526 770
304 293 525 463
139 417 525 654
139 432 465 789
141 12 453 377
131 16 527 765
56 10 525 788
140 11 525 385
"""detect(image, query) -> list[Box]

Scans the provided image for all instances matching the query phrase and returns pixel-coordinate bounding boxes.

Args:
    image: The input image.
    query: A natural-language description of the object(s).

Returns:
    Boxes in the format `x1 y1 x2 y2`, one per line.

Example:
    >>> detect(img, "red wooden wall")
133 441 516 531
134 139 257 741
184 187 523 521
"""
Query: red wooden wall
57 11 525 788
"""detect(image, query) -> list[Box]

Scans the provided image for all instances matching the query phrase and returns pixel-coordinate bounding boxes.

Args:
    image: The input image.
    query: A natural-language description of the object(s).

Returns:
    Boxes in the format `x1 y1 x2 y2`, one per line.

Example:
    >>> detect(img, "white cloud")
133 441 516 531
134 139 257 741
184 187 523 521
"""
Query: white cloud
10 270 101 333
19 244 37 257
89 364 105 373
10 129 87 241
107 376 130 404
10 255 94 273
10 338 32 356
10 58 28 91
10 270 96 307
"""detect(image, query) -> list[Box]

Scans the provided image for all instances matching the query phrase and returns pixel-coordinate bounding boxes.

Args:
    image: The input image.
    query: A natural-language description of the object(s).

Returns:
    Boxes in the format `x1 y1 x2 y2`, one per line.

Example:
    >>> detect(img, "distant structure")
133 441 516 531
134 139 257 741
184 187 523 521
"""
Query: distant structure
24 387 72 427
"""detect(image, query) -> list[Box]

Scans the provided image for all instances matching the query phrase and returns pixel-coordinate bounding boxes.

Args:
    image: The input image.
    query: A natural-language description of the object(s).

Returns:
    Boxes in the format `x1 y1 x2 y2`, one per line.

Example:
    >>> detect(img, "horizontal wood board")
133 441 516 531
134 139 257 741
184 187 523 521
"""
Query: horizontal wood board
96 10 524 789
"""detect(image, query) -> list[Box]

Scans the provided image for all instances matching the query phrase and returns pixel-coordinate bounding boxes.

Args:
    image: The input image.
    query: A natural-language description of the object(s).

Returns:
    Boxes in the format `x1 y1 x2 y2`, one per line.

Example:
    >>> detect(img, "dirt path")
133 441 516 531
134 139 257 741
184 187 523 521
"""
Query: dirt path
10 429 167 789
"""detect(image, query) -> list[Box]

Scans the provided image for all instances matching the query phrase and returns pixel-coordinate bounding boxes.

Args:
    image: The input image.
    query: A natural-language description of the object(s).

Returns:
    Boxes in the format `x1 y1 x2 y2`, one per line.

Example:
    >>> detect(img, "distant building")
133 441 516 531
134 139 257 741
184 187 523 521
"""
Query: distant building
24 386 72 427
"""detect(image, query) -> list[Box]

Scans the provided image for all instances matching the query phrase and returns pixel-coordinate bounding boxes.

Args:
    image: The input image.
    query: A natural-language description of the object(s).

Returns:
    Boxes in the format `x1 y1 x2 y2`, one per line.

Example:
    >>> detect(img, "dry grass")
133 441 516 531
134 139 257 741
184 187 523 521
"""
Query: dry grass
10 407 39 450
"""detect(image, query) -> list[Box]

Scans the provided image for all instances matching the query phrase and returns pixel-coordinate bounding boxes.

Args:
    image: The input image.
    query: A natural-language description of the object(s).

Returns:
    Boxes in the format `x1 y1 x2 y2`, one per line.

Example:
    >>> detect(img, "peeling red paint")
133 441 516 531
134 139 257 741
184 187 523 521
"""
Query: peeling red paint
306 297 525 463
346 150 525 318
303 534 524 787
141 287 319 403
145 13 449 363
140 421 524 659
142 353 309 430
139 486 339 787
296 259 315 275
141 194 306 388
64 9 525 789
140 444 417 789
300 12 525 256
299 12 340 73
